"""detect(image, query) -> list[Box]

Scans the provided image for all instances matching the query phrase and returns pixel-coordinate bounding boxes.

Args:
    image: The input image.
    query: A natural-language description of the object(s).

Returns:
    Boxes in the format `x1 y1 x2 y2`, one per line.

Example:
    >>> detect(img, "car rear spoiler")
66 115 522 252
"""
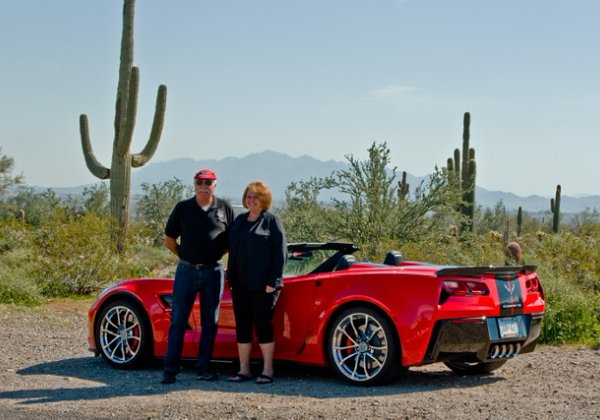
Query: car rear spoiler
436 265 537 278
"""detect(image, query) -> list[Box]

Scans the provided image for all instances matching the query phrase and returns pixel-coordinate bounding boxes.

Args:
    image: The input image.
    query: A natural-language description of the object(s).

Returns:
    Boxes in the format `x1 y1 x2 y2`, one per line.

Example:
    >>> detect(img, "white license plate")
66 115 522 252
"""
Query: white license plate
498 317 520 338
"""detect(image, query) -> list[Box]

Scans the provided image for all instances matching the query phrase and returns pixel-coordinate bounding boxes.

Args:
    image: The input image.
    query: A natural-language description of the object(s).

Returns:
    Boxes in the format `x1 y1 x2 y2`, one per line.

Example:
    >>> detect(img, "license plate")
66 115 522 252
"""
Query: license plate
498 317 520 338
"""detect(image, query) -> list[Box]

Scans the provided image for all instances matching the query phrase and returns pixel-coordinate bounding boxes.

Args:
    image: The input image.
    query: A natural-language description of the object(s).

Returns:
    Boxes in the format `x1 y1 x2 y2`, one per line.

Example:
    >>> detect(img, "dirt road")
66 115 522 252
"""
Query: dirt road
0 299 598 419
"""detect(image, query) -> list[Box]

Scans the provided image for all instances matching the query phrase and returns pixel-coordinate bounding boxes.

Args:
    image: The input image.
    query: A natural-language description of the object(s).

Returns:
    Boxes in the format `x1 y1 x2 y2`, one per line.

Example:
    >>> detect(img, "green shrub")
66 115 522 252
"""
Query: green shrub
120 238 175 279
540 291 600 347
31 210 121 296
0 218 40 304
0 248 41 304
400 231 506 266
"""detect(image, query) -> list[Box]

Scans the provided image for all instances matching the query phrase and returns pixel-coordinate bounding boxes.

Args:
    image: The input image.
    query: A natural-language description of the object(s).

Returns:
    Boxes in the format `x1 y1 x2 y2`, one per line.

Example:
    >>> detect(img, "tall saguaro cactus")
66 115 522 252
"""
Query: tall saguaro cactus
79 0 167 253
447 112 477 232
517 206 523 237
397 171 409 206
550 184 561 233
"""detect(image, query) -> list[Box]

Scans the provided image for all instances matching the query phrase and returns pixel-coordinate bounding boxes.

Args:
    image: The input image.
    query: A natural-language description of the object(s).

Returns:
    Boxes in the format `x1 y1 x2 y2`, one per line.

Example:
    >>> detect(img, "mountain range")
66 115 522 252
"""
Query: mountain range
47 150 599 214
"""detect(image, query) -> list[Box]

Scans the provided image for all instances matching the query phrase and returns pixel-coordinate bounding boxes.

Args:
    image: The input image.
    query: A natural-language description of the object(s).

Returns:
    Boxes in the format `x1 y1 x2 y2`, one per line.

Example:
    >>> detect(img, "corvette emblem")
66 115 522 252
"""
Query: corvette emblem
504 281 515 295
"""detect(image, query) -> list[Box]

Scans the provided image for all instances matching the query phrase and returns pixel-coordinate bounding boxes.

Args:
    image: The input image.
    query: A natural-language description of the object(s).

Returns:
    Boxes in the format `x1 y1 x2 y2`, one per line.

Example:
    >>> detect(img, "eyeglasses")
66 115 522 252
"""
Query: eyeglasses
195 179 214 186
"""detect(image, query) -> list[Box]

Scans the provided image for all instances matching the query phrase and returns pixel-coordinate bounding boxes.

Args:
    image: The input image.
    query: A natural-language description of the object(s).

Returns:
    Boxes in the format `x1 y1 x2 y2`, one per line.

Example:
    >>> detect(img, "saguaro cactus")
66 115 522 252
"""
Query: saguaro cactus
397 171 409 206
516 206 523 237
447 112 477 231
550 184 561 233
79 0 167 253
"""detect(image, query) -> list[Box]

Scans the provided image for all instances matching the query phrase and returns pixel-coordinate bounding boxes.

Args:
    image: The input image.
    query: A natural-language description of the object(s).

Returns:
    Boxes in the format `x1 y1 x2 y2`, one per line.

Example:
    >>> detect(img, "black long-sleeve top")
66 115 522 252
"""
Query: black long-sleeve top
227 210 287 290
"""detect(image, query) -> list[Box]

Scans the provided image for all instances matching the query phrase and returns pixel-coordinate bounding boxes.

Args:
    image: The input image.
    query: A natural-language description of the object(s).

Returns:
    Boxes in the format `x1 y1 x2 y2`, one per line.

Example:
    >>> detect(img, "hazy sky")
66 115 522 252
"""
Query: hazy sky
1 0 598 197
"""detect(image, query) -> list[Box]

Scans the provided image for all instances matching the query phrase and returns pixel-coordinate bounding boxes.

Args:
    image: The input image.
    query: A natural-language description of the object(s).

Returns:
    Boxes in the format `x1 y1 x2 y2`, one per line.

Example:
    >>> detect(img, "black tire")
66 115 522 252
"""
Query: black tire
444 359 508 375
95 299 152 369
327 306 402 385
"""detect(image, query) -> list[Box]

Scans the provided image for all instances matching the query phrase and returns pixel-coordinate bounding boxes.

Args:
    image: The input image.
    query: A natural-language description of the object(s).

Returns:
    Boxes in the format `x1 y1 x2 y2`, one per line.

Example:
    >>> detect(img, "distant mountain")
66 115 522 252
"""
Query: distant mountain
476 188 600 213
129 150 351 202
38 150 600 213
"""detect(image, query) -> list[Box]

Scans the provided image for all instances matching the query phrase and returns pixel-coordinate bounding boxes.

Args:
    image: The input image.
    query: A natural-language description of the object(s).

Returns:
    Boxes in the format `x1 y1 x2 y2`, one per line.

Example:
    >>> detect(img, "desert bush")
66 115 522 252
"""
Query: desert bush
526 232 599 293
135 178 192 246
520 231 600 347
2 187 63 226
0 218 40 304
121 238 176 279
538 274 600 347
0 247 41 305
31 209 120 296
399 231 506 267
0 208 176 303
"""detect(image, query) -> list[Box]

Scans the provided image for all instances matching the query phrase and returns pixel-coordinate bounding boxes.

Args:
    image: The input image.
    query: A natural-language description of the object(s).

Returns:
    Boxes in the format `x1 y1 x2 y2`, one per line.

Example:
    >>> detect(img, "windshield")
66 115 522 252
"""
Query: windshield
284 249 341 276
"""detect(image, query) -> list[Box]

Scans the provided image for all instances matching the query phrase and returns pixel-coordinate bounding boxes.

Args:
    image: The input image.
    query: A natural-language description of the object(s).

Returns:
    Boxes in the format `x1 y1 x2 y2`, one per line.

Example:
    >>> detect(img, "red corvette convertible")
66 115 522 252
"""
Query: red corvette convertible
88 242 545 385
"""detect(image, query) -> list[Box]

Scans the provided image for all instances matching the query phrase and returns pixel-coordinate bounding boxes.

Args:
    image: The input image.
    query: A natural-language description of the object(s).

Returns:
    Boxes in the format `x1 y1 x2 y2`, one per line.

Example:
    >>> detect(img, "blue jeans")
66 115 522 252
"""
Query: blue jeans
163 263 224 377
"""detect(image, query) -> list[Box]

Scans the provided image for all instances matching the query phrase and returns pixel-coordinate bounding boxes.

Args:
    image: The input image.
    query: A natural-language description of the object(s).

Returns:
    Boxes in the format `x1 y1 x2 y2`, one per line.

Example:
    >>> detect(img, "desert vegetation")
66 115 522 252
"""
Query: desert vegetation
0 144 599 348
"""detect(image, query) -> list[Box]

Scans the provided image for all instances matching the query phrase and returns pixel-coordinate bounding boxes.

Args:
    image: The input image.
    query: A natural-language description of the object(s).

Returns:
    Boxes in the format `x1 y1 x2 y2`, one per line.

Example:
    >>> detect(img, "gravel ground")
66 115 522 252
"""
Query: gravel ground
0 299 599 419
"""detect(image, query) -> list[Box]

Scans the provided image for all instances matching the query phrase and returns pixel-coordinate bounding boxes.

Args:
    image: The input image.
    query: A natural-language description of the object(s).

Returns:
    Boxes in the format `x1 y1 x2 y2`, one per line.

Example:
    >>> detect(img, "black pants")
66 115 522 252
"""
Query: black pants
231 284 276 343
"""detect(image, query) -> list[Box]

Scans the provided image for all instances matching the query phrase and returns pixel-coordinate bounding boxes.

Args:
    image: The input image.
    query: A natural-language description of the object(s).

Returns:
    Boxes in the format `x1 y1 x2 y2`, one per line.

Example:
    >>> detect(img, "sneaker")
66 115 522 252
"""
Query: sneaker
197 369 218 381
160 374 176 385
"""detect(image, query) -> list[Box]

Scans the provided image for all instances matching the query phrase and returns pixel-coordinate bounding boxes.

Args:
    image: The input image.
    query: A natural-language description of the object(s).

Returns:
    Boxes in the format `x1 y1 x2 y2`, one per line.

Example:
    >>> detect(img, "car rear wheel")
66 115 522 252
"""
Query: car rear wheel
95 300 152 369
444 359 507 375
327 306 401 385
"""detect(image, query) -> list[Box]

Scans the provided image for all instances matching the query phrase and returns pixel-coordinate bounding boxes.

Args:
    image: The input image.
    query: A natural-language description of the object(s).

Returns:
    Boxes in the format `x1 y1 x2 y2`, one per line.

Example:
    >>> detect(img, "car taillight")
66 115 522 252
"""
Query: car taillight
442 280 490 296
526 276 541 293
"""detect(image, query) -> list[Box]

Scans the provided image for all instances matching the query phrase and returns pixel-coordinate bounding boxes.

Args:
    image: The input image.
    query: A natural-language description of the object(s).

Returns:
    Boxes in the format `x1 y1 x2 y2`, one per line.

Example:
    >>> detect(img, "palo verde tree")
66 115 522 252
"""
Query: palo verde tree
79 0 167 253
280 176 337 242
0 148 23 198
333 142 399 259
394 166 463 244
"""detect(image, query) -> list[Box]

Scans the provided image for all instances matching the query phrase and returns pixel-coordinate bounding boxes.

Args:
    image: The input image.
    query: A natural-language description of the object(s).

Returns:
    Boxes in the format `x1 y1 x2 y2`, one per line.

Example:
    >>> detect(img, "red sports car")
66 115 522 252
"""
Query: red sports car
88 242 545 385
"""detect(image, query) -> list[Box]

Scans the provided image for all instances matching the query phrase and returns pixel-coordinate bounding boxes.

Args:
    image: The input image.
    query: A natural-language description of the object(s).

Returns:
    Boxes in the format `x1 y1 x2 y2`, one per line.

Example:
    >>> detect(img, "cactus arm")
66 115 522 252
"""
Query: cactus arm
453 148 460 179
461 112 470 185
464 158 476 221
132 84 167 168
118 66 139 156
79 114 110 180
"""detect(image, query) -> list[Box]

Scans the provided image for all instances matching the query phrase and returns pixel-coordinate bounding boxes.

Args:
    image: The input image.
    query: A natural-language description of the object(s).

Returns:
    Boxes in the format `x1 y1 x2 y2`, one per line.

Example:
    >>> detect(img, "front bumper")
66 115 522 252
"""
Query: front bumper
423 313 544 363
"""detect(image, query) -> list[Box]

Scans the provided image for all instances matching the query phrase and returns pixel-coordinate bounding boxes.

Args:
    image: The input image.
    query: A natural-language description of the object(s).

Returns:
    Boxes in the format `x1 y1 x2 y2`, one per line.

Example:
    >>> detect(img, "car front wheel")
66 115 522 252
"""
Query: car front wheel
327 306 401 385
95 300 152 369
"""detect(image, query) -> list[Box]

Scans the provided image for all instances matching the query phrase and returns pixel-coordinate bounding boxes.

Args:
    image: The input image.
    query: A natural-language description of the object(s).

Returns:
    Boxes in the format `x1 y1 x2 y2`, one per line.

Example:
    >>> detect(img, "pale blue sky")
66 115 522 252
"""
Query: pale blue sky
1 0 598 197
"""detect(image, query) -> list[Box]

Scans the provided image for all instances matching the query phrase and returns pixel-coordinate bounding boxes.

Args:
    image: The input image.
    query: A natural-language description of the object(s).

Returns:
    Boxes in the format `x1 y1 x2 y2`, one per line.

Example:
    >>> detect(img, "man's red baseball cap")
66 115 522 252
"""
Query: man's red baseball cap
194 169 217 180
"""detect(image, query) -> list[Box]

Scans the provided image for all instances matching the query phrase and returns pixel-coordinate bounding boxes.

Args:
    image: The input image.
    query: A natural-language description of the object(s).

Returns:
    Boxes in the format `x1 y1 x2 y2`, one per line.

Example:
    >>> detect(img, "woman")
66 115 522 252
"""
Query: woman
227 181 287 384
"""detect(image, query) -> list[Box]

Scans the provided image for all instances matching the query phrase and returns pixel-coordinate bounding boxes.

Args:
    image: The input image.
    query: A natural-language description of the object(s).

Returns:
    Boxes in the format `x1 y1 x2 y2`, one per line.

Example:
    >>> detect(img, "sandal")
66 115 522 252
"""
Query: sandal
228 373 252 382
255 374 273 384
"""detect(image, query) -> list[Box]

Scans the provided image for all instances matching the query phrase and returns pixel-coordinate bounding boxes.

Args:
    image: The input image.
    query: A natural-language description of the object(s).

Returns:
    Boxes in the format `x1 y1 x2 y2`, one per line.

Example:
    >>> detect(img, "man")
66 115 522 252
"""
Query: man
161 169 235 384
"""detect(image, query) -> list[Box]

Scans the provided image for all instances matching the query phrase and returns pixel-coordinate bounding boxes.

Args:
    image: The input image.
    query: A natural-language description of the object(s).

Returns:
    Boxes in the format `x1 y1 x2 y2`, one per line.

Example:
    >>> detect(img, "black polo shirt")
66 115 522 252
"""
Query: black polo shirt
165 196 235 265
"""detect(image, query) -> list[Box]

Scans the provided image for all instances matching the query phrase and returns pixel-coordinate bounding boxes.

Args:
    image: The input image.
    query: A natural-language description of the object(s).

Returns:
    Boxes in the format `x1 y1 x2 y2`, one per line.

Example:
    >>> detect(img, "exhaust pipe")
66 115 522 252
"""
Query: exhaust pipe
490 345 500 359
490 342 523 359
